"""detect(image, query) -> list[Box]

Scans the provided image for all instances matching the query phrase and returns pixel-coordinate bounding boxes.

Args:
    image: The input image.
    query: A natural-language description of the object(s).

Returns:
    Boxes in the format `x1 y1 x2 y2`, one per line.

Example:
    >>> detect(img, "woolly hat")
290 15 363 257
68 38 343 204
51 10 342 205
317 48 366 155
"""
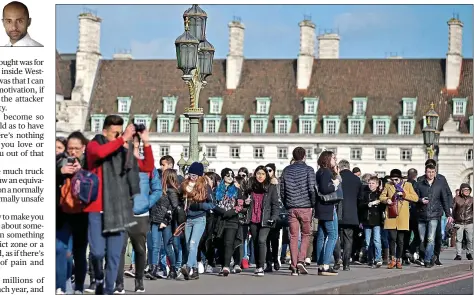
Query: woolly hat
389 169 403 179
265 163 276 173
460 183 472 193
188 162 204 176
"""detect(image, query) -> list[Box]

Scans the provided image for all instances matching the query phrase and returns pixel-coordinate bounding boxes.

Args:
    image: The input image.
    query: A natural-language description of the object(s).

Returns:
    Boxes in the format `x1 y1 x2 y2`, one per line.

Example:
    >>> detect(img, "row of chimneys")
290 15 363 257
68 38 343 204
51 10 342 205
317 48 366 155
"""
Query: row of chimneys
76 13 465 93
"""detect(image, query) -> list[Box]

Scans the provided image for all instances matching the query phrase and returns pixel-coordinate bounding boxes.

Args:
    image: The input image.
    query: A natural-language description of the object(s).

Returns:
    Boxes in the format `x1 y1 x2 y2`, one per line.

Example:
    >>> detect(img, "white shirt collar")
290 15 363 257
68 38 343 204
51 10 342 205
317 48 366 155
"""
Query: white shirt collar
6 33 43 47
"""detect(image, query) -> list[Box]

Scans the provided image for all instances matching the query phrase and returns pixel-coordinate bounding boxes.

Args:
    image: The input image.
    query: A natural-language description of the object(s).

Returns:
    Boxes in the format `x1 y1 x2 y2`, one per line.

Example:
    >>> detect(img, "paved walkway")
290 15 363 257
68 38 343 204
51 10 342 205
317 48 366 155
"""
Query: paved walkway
116 248 472 294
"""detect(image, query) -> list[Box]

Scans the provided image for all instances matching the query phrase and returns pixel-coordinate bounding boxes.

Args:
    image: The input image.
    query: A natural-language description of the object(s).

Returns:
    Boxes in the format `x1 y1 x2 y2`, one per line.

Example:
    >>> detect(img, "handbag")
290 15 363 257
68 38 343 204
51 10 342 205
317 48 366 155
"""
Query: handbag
316 182 343 203
387 200 399 218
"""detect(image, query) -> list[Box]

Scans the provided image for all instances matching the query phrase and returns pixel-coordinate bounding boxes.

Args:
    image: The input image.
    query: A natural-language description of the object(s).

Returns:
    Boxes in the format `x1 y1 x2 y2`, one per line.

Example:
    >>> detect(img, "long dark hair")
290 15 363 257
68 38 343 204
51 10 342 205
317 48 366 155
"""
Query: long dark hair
317 151 334 169
162 168 179 196
249 165 270 194
204 171 221 190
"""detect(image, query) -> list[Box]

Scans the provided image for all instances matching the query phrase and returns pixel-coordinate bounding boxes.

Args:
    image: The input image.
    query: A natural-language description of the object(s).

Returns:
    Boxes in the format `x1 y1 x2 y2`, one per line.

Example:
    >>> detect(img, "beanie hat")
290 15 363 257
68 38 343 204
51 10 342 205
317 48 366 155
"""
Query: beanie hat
460 183 472 192
221 168 234 179
389 169 402 179
188 162 204 176
265 163 276 173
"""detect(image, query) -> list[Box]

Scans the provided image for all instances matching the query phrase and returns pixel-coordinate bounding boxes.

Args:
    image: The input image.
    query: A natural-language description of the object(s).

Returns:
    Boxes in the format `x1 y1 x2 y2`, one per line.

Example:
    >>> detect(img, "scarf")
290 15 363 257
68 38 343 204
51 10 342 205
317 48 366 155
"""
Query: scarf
393 181 405 201
94 135 140 234
216 182 239 211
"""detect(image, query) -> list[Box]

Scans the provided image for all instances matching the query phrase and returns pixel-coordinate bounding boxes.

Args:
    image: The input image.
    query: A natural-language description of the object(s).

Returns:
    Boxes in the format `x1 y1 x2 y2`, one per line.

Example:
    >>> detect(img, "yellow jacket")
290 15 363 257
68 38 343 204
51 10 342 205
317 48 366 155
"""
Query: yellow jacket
379 181 419 230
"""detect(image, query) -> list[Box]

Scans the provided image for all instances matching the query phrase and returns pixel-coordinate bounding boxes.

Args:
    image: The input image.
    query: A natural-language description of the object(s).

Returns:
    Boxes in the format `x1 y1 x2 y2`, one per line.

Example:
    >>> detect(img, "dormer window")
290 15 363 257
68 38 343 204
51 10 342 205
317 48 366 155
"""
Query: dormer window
256 97 271 115
117 97 131 114
452 98 468 116
402 97 417 117
209 97 223 114
133 114 152 131
303 97 319 115
274 115 292 134
162 96 178 114
352 97 368 116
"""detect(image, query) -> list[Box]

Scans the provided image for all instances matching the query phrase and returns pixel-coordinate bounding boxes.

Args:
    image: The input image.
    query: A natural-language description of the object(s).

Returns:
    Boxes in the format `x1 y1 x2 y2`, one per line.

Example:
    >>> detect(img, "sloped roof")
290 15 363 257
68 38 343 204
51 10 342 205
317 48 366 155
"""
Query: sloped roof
56 55 473 134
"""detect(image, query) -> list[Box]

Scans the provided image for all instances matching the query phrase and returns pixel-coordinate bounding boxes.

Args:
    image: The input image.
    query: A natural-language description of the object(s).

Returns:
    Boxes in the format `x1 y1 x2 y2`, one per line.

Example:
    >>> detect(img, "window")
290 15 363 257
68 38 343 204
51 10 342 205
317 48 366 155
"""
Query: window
257 101 268 114
400 120 412 135
183 146 189 159
182 118 190 133
375 171 386 178
158 119 170 133
404 101 414 116
400 148 412 161
305 101 315 114
211 101 219 114
206 147 216 158
354 101 364 116
277 147 288 159
230 147 240 158
253 147 264 159
374 120 387 135
350 148 362 160
326 120 337 134
165 101 173 113
305 148 312 159
375 148 387 160
454 101 464 115
467 149 473 161
229 119 240 133
92 118 102 132
134 117 147 127
277 120 288 134
350 120 362 135
160 146 170 157
253 119 264 134
325 147 337 154
119 101 128 113
301 120 312 134
206 120 217 133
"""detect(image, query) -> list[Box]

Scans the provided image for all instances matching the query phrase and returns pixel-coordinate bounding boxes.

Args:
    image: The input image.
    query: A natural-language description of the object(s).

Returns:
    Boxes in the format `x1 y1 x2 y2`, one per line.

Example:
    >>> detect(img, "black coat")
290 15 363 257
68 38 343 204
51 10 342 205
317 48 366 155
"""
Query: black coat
415 176 452 220
339 169 362 226
358 186 383 226
150 187 179 225
315 168 337 221
244 184 280 227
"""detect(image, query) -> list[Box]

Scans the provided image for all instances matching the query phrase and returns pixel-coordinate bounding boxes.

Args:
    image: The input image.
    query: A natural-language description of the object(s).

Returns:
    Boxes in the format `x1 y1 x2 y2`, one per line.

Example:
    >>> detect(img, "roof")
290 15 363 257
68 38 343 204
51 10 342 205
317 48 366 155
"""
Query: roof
56 52 75 99
56 56 473 134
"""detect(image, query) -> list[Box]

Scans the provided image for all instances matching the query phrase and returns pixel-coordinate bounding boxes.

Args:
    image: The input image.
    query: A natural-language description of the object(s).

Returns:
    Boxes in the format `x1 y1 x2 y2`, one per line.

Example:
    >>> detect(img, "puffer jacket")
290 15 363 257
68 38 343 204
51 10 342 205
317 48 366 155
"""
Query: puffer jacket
453 195 473 225
280 161 316 209
150 187 179 225
415 176 451 220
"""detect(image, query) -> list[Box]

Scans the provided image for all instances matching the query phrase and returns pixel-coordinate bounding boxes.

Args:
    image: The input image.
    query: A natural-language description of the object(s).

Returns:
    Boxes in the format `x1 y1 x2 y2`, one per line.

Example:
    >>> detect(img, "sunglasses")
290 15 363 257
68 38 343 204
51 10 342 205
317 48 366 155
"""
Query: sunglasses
238 173 247 177
266 168 273 173
226 173 235 178
189 173 198 179
391 178 400 182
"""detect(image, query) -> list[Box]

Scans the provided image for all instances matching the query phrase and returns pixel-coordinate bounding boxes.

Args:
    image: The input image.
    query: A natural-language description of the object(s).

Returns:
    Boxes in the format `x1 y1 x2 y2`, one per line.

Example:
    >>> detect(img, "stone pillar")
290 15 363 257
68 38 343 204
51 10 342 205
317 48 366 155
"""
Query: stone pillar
297 19 315 90
226 20 245 90
446 17 463 90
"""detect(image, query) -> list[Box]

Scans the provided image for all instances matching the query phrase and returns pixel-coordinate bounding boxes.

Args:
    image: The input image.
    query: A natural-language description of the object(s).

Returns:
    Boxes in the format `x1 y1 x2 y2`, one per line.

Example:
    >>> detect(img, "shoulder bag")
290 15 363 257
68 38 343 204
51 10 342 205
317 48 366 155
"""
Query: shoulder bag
316 182 343 203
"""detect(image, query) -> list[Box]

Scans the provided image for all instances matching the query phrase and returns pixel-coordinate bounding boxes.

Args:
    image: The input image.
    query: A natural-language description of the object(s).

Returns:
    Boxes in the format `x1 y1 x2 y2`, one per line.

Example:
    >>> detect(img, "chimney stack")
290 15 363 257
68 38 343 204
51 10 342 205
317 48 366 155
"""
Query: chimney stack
317 32 340 59
297 19 315 90
226 18 245 90
446 16 463 90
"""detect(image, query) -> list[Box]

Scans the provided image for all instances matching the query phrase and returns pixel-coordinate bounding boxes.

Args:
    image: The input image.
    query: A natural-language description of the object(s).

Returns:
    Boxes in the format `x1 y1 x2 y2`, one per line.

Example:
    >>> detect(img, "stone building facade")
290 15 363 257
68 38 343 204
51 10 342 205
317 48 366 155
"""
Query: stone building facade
56 13 473 193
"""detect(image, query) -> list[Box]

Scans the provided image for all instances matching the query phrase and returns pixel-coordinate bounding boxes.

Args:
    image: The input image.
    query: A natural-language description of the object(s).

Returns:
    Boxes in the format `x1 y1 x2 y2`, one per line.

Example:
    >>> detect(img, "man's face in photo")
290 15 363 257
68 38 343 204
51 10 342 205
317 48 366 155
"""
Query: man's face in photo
3 4 30 42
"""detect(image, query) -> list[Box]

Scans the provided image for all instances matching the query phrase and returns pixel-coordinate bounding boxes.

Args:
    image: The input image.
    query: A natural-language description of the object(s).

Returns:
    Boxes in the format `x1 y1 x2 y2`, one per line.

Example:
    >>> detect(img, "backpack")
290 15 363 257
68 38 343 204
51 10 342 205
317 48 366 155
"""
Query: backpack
59 177 83 214
71 169 99 205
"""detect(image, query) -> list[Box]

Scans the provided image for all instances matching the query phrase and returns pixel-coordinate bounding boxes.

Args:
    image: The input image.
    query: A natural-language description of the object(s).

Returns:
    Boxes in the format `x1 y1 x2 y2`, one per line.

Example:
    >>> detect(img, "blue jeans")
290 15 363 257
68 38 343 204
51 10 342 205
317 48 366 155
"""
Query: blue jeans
88 213 125 295
441 215 447 240
148 224 176 268
184 216 206 268
364 225 382 262
146 230 168 269
381 229 389 249
418 219 439 263
316 209 338 266
56 239 68 291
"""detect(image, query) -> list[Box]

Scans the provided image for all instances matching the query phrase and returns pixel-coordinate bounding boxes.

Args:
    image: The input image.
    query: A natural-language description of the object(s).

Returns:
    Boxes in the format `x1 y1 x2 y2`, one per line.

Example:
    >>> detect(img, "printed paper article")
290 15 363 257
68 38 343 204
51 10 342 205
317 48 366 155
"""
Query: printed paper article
0 0 52 293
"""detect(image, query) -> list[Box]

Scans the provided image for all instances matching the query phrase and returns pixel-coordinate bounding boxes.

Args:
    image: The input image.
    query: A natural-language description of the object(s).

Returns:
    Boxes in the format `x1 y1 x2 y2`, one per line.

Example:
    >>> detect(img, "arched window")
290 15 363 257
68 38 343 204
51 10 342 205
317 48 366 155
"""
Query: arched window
466 149 473 161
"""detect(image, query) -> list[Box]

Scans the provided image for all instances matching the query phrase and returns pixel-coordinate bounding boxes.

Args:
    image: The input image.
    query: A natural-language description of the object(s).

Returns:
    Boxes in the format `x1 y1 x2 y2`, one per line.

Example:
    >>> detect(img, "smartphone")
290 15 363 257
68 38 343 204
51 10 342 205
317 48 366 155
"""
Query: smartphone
67 157 76 164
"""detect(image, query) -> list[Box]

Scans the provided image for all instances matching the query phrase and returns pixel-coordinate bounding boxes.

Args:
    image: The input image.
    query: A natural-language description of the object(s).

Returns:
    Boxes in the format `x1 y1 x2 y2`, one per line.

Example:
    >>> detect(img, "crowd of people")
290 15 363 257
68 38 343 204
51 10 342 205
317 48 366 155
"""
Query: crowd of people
56 115 473 294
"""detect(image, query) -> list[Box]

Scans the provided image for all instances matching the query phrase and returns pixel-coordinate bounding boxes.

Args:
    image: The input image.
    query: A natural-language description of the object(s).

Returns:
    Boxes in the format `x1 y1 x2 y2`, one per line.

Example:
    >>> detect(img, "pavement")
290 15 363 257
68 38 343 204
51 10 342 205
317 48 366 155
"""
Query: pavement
112 248 472 294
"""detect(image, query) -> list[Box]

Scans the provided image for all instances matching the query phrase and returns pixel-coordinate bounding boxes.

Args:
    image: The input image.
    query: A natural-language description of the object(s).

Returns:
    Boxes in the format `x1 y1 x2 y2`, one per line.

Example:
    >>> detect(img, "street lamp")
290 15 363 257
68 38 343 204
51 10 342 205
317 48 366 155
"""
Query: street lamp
422 102 439 159
175 4 215 163
177 152 211 175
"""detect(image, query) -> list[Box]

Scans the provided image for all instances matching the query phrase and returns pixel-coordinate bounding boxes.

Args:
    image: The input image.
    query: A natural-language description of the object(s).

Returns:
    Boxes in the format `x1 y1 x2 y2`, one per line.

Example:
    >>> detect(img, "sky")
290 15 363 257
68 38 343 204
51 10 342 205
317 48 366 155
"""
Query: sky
55 4 473 59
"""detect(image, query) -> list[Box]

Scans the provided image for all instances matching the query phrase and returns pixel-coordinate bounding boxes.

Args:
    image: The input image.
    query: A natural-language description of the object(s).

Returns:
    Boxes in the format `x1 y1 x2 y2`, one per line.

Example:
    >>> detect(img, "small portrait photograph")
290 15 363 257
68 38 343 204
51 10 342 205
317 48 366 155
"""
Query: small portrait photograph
1 0 42 46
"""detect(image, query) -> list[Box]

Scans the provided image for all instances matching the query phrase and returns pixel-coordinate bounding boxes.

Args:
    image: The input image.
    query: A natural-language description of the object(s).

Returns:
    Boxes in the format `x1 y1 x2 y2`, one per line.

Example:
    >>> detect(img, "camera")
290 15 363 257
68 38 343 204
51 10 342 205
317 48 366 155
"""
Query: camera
134 124 146 133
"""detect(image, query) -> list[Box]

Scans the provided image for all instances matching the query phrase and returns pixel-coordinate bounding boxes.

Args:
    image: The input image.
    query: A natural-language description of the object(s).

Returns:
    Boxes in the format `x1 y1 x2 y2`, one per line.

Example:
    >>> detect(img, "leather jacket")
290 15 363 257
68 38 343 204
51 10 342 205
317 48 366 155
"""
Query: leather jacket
453 195 473 225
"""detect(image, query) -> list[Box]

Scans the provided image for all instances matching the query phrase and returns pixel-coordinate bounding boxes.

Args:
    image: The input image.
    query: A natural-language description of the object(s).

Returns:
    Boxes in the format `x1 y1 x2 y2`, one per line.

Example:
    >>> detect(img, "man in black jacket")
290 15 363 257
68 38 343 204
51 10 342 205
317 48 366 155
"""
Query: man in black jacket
417 159 452 265
337 160 362 270
415 164 453 267
405 168 421 264
280 147 316 275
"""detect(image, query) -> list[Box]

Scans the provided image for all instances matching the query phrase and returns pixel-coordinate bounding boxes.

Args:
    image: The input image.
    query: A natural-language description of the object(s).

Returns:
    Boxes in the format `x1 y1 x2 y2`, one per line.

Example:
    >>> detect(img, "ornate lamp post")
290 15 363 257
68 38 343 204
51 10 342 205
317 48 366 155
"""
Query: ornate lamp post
177 152 211 176
422 102 439 160
175 4 215 163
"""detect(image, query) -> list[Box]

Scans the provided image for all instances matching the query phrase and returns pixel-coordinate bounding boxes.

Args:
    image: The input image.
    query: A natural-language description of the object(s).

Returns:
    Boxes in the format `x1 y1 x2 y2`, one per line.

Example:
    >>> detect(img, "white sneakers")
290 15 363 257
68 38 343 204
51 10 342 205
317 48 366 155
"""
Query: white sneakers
198 262 205 274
